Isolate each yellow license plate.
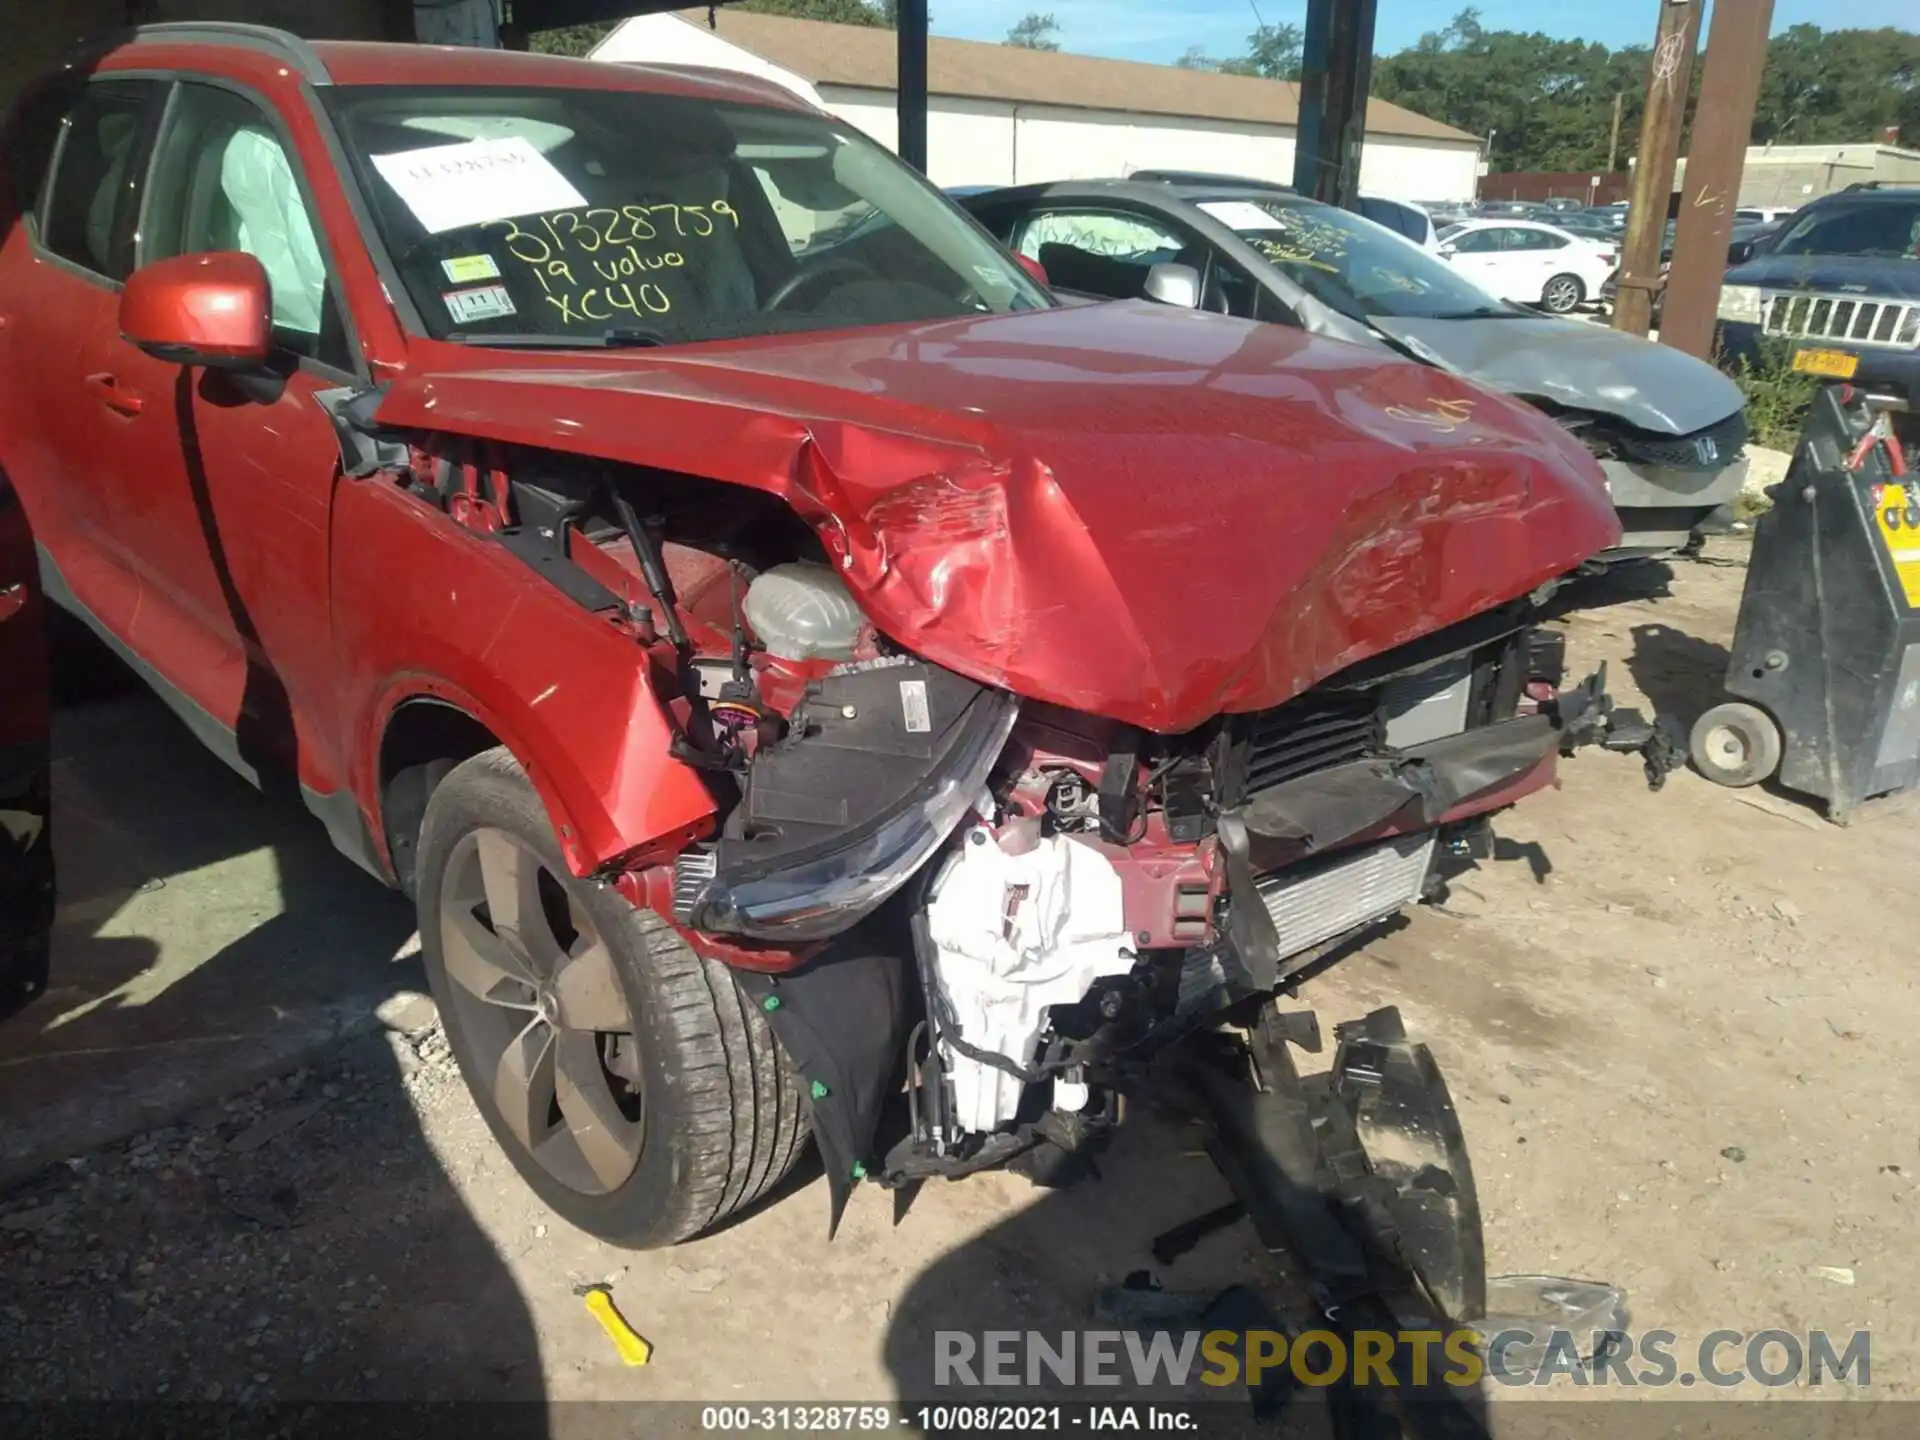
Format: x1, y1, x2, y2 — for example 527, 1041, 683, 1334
1792, 347, 1859, 379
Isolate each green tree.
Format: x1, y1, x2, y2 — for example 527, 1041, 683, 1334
1174, 45, 1219, 72
1221, 22, 1304, 81
1752, 24, 1920, 146
736, 0, 894, 24
526, 1, 897, 56
1369, 11, 1920, 172
1005, 12, 1061, 51
528, 22, 609, 57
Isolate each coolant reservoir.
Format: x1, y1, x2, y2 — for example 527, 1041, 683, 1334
743, 562, 863, 661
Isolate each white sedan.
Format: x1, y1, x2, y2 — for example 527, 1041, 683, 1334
1434, 220, 1619, 314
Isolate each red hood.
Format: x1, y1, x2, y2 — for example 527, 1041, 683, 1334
382, 303, 1619, 732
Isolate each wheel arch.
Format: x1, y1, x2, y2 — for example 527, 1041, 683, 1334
360, 672, 709, 898
376, 693, 506, 897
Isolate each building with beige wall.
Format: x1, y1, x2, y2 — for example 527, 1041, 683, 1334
592, 9, 1483, 204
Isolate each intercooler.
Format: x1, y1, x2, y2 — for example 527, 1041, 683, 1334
1241, 656, 1470, 955
1255, 831, 1438, 956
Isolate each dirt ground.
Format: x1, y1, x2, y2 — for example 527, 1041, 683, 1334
2, 536, 1916, 1418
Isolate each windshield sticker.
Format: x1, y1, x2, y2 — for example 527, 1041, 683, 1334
485, 204, 738, 324
1248, 236, 1341, 274
442, 285, 518, 325
1198, 200, 1285, 233
441, 254, 502, 284
371, 137, 587, 236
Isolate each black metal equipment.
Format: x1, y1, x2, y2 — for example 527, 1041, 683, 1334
1689, 386, 1920, 820
1135, 1005, 1491, 1437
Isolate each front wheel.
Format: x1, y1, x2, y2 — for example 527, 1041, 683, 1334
415, 748, 809, 1245
1541, 273, 1586, 314
1689, 702, 1783, 789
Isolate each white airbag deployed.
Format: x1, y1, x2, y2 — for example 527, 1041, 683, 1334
924, 825, 1133, 1135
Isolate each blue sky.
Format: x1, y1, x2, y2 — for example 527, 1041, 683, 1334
931, 1, 1916, 65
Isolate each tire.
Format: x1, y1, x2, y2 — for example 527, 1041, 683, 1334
1541, 273, 1585, 314
1688, 702, 1783, 789
415, 748, 809, 1245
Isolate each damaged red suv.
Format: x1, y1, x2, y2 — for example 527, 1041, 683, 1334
0, 28, 1622, 1243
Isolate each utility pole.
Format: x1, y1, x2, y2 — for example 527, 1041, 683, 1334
1612, 0, 1703, 337
1606, 91, 1624, 173
897, 0, 929, 172
1293, 0, 1380, 209
1661, 0, 1776, 358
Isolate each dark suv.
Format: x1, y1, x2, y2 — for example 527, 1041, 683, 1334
1717, 185, 1920, 403
1, 25, 1621, 1244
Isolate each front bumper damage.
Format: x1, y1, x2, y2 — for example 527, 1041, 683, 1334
1598, 455, 1751, 556
728, 652, 1678, 1230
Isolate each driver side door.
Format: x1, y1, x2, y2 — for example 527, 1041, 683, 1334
81, 78, 360, 797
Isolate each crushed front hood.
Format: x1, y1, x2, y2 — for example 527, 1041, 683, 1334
381, 303, 1619, 732
1369, 314, 1747, 436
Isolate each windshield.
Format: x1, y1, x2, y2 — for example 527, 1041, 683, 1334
1772, 199, 1920, 260
1197, 198, 1508, 321
323, 85, 1049, 345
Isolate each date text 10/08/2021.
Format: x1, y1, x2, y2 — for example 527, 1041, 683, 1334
699, 1407, 1198, 1432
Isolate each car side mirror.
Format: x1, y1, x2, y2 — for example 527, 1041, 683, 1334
119, 252, 272, 370
1726, 240, 1755, 266
1437, 244, 1457, 258
1143, 261, 1201, 309
1012, 252, 1050, 287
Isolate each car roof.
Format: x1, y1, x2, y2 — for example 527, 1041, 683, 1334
85, 23, 816, 114
966, 178, 1317, 211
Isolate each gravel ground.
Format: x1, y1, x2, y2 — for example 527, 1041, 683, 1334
2, 538, 1916, 1415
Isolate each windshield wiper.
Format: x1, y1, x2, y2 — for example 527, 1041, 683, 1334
443, 327, 670, 349
1420, 307, 1530, 320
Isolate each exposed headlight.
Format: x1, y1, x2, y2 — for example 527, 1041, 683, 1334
1716, 285, 1764, 325
689, 693, 1021, 941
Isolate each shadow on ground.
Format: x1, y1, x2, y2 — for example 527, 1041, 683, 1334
1623, 623, 1733, 729
879, 1096, 1495, 1438
0, 633, 545, 1415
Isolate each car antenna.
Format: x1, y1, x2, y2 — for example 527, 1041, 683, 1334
611, 490, 690, 649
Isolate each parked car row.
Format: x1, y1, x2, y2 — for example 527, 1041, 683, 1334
960, 179, 1747, 558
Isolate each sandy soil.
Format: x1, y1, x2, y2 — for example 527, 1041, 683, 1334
2, 538, 1914, 1415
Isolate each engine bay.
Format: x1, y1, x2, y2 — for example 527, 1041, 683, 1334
380, 437, 1668, 1191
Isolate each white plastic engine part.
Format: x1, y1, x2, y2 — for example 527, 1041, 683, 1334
743, 561, 863, 661
923, 825, 1134, 1135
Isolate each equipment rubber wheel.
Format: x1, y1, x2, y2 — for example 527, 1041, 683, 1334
1541, 273, 1586, 314
1688, 702, 1783, 788
415, 748, 809, 1245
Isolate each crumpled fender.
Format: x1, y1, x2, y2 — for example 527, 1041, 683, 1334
329, 475, 717, 877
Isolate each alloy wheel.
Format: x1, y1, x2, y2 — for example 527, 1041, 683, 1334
436, 828, 644, 1195
1543, 276, 1582, 313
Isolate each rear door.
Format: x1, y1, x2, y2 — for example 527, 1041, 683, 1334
0, 76, 169, 639
0, 470, 52, 1017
